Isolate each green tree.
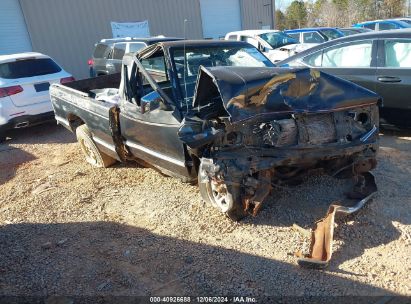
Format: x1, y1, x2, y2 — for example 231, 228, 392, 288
275, 10, 287, 30
381, 0, 405, 17
286, 0, 308, 28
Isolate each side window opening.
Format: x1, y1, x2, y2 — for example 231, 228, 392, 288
141, 56, 169, 82
303, 51, 323, 67
124, 61, 145, 107
379, 22, 397, 31
364, 23, 375, 30
303, 32, 325, 43
288, 33, 300, 42
93, 44, 108, 58
125, 54, 173, 108
384, 39, 411, 67
113, 43, 126, 60
321, 41, 373, 67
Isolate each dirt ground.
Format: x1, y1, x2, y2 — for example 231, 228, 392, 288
0, 122, 410, 298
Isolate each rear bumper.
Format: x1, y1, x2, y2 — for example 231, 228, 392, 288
0, 111, 55, 134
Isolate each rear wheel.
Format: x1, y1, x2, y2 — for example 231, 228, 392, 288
198, 167, 246, 221
76, 124, 116, 168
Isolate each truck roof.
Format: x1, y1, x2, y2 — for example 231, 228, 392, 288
99, 36, 184, 45
159, 39, 253, 49
125, 40, 261, 65
225, 29, 280, 36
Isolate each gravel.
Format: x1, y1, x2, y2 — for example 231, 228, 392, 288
0, 123, 410, 297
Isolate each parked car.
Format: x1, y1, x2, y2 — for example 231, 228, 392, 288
50, 40, 379, 223
353, 19, 411, 31
284, 27, 344, 44
89, 36, 183, 77
0, 52, 74, 142
339, 27, 373, 36
224, 30, 316, 62
278, 29, 411, 127
392, 17, 411, 25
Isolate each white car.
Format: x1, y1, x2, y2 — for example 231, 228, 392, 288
225, 30, 317, 63
0, 52, 73, 142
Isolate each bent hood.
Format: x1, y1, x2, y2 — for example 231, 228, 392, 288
192, 66, 380, 122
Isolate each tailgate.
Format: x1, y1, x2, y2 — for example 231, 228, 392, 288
9, 74, 62, 107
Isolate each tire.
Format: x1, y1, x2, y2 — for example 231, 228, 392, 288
75, 124, 116, 168
198, 168, 246, 221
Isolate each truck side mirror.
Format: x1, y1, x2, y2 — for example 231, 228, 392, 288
140, 91, 161, 114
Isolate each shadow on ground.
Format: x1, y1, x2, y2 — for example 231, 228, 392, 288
0, 221, 398, 299
238, 134, 411, 269
0, 144, 36, 185
3, 122, 75, 145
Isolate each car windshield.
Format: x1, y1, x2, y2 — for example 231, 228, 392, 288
0, 58, 62, 79
258, 32, 298, 49
172, 46, 273, 106
399, 19, 411, 25
319, 29, 344, 40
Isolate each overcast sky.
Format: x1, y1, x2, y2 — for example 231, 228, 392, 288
276, 0, 293, 12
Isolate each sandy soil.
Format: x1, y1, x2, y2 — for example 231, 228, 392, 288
0, 123, 410, 298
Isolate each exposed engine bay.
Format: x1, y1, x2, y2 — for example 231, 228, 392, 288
179, 66, 380, 267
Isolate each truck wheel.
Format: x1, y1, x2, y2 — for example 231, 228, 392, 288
198, 169, 246, 221
75, 124, 116, 168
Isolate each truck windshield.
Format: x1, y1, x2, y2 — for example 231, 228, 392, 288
258, 32, 298, 49
173, 46, 273, 104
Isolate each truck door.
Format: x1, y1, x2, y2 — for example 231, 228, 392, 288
119, 53, 191, 178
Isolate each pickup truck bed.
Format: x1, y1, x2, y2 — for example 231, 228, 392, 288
51, 73, 122, 159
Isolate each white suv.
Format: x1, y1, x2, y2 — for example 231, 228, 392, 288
0, 52, 73, 142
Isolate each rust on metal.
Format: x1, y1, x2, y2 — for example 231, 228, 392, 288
297, 172, 377, 269
244, 170, 272, 216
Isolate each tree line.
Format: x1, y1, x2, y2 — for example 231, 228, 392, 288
275, 0, 407, 29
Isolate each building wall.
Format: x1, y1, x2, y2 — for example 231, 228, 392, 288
241, 0, 274, 30
19, 0, 273, 79
19, 0, 203, 78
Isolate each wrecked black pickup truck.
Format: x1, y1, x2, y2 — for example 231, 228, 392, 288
51, 40, 380, 266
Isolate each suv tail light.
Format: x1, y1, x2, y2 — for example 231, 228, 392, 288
88, 59, 94, 66
0, 85, 23, 98
60, 76, 75, 84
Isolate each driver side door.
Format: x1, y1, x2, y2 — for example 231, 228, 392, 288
119, 54, 190, 178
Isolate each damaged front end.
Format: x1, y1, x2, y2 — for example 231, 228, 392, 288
179, 66, 380, 266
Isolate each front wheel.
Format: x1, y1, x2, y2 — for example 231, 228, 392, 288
76, 124, 116, 168
198, 168, 246, 221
